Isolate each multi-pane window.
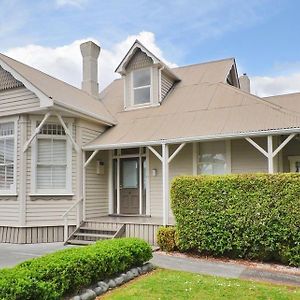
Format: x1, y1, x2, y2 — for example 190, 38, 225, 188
198, 141, 227, 175
132, 68, 151, 105
0, 122, 15, 191
35, 122, 70, 193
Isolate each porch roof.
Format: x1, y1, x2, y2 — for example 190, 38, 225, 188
83, 61, 300, 150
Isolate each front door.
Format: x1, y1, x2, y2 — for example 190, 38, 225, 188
119, 158, 140, 214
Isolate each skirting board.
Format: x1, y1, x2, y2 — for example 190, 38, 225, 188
0, 225, 76, 244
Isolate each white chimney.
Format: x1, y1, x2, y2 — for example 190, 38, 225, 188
239, 73, 250, 93
80, 41, 100, 97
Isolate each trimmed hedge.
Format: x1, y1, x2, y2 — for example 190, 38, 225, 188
171, 174, 300, 266
157, 227, 177, 252
0, 238, 152, 300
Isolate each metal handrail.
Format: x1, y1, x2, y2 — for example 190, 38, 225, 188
62, 197, 83, 242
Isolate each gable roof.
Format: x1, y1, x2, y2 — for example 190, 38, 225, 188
0, 53, 116, 125
84, 60, 300, 150
115, 40, 179, 81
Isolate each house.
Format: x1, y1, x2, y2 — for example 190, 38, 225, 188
0, 40, 300, 245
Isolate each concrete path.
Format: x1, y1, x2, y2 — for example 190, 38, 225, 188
0, 242, 67, 269
151, 252, 300, 287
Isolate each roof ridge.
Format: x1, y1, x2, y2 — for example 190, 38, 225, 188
172, 57, 235, 70
264, 91, 300, 99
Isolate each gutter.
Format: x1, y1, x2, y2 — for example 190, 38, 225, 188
53, 101, 116, 126
82, 127, 300, 151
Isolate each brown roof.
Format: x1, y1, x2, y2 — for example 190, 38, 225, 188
0, 53, 115, 125
264, 92, 300, 114
84, 60, 300, 150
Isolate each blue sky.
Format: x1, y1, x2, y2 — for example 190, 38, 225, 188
0, 0, 299, 95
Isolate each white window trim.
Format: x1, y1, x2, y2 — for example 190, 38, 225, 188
131, 67, 153, 107
0, 117, 17, 195
30, 117, 73, 195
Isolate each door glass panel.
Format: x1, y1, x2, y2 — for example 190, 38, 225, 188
122, 159, 138, 188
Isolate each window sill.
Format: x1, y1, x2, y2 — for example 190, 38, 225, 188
29, 193, 74, 197
124, 103, 160, 111
0, 193, 18, 197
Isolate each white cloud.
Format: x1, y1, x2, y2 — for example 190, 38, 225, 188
251, 73, 300, 97
4, 31, 177, 91
56, 0, 88, 8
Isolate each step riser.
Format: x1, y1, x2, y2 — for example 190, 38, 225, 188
66, 222, 126, 246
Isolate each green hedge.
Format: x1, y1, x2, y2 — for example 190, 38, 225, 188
0, 238, 152, 300
157, 227, 177, 252
171, 174, 300, 266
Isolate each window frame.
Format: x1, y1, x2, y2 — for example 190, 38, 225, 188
131, 67, 153, 107
197, 141, 231, 175
0, 117, 17, 195
31, 117, 73, 195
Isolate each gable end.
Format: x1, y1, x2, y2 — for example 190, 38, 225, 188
125, 49, 153, 71
0, 66, 24, 91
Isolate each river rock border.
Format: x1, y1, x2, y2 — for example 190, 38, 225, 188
70, 262, 155, 300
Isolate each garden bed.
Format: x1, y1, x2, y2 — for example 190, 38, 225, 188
0, 238, 152, 300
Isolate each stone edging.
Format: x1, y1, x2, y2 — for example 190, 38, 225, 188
70, 262, 155, 300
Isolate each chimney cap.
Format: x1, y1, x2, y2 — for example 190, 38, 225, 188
80, 41, 100, 58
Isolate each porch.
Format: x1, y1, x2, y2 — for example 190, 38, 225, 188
63, 131, 300, 245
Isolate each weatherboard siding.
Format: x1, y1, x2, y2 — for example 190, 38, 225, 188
0, 87, 40, 116
85, 151, 109, 219
24, 118, 104, 226
80, 120, 109, 219
148, 144, 193, 218
161, 72, 174, 101
231, 138, 268, 173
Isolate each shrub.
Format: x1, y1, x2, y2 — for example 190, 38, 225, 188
157, 226, 177, 252
0, 238, 152, 300
171, 173, 300, 266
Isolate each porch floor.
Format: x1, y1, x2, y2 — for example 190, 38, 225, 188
86, 215, 175, 225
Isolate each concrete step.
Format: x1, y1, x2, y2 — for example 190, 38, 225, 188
66, 239, 94, 245
74, 232, 115, 239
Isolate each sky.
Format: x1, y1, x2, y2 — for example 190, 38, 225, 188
0, 0, 300, 96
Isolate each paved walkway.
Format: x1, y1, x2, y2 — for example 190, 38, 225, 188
151, 252, 300, 286
0, 243, 67, 268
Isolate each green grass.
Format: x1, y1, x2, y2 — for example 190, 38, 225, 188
102, 269, 300, 300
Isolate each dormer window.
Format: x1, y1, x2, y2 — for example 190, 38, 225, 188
115, 40, 179, 110
132, 68, 151, 105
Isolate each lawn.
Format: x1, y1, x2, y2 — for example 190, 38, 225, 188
101, 269, 300, 300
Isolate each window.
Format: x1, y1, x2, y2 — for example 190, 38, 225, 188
33, 122, 71, 194
198, 141, 226, 175
0, 122, 15, 192
132, 68, 151, 105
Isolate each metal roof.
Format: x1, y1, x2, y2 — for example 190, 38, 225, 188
0, 53, 116, 125
84, 59, 300, 150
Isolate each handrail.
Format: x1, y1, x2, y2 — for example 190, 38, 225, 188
62, 197, 83, 218
62, 197, 83, 242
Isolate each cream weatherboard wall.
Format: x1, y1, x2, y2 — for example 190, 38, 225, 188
0, 85, 107, 242
81, 120, 109, 220
0, 85, 40, 227
0, 87, 40, 117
